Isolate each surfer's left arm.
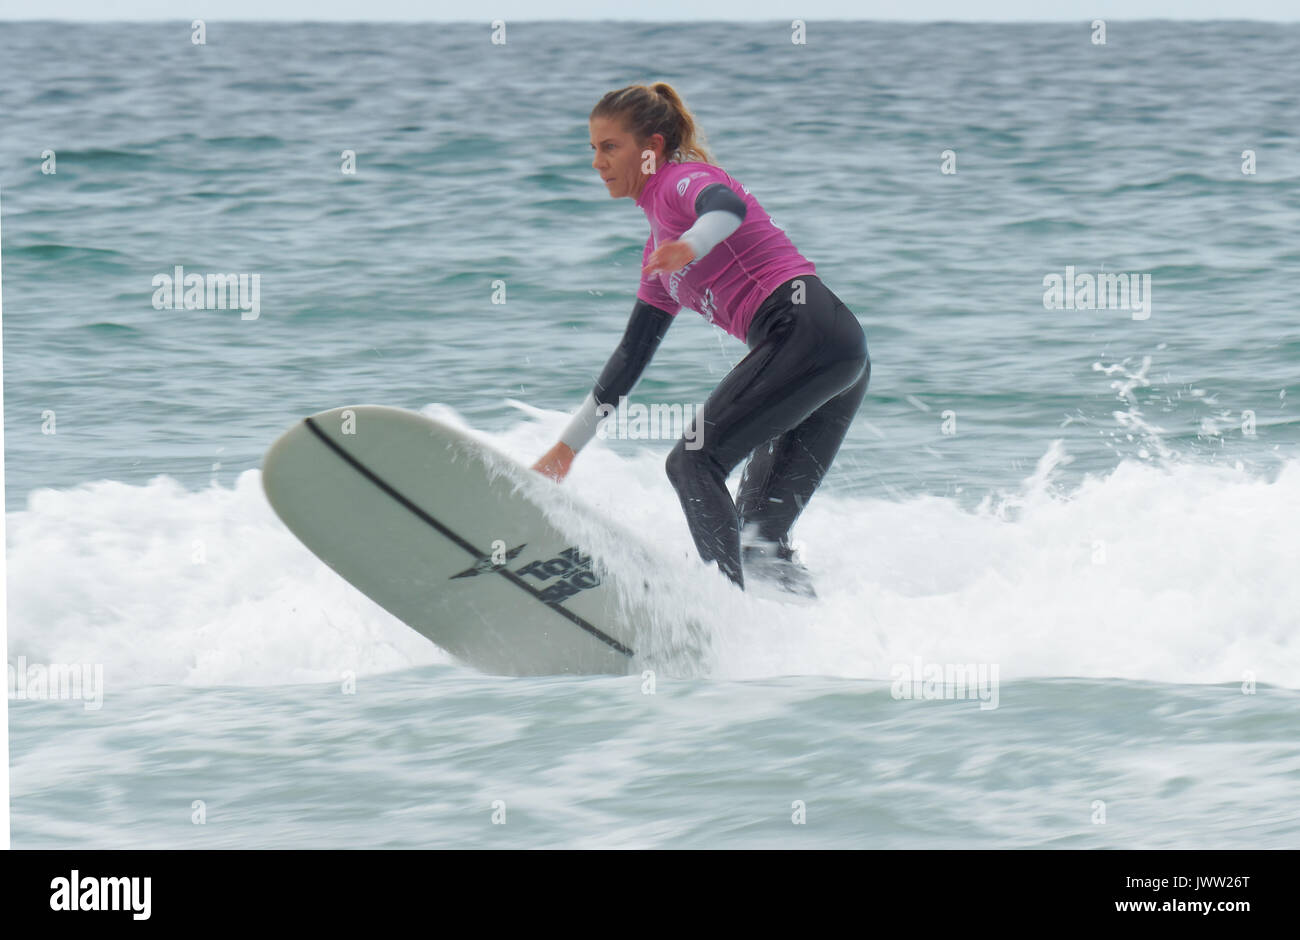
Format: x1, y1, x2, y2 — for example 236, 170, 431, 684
531, 299, 676, 481
642, 183, 747, 276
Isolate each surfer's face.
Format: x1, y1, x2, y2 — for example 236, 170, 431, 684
590, 116, 662, 200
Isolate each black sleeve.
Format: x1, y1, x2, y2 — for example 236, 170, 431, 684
591, 299, 675, 407
694, 182, 747, 220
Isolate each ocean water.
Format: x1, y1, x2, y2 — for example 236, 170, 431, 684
2, 21, 1299, 848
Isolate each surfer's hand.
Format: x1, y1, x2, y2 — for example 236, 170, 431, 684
642, 239, 696, 277
531, 441, 576, 482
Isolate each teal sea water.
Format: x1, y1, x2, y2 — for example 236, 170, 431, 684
3, 21, 1299, 848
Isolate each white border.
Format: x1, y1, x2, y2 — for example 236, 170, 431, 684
0, 182, 11, 850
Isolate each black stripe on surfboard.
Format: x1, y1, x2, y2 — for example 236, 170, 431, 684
302, 416, 634, 658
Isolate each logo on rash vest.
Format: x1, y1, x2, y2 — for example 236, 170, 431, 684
666, 258, 700, 303
513, 547, 602, 603
699, 287, 717, 323
449, 543, 528, 579
675, 172, 708, 197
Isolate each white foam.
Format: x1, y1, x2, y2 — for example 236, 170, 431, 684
6, 472, 446, 688
7, 404, 1299, 688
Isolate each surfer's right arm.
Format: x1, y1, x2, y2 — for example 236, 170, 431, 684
531, 298, 675, 481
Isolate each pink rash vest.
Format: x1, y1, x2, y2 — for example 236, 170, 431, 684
635, 161, 817, 341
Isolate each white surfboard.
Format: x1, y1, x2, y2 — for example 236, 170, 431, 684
260, 405, 709, 676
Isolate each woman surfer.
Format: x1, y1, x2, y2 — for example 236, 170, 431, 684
532, 83, 870, 597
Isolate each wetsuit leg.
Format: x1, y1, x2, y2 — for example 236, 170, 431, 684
735, 360, 870, 546
664, 275, 869, 587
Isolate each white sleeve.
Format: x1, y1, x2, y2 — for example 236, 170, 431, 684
677, 209, 743, 258
558, 392, 606, 453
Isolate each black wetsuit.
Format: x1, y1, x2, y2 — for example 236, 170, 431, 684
589, 274, 870, 589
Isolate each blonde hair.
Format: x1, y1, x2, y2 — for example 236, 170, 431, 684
590, 82, 716, 166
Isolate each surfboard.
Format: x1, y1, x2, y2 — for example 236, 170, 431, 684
260, 405, 708, 676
